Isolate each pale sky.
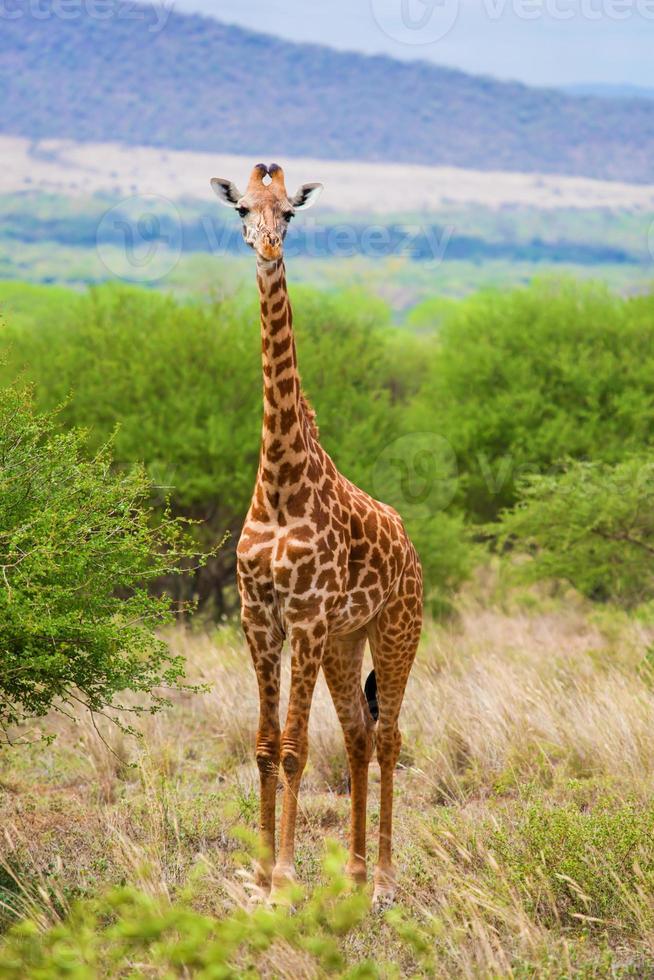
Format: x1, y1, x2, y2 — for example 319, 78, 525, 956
171, 0, 654, 88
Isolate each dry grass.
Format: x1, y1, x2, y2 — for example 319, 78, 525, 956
2, 581, 654, 976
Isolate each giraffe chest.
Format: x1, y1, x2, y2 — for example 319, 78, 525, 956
237, 516, 397, 635
237, 519, 347, 611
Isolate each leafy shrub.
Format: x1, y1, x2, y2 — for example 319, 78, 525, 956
0, 845, 379, 979
0, 283, 472, 610
0, 383, 199, 738
407, 510, 476, 617
411, 280, 654, 521
492, 455, 654, 606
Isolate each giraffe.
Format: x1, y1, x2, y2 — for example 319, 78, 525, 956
211, 163, 423, 905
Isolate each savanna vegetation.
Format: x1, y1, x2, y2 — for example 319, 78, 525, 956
0, 383, 203, 738
1, 192, 653, 308
2, 274, 654, 976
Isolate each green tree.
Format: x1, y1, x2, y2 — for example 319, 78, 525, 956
0, 283, 471, 609
492, 454, 654, 607
1, 285, 261, 615
411, 280, 654, 522
0, 383, 199, 739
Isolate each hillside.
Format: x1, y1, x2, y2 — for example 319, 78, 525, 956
2, 1, 654, 182
565, 83, 654, 101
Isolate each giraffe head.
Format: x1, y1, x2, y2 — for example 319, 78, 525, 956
211, 163, 323, 261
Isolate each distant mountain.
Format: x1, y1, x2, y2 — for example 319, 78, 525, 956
2, 1, 654, 182
565, 84, 654, 101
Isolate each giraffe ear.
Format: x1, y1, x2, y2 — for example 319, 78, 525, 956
290, 182, 323, 211
210, 177, 243, 207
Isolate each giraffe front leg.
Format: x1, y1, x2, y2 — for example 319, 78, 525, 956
270, 623, 325, 901
242, 608, 283, 894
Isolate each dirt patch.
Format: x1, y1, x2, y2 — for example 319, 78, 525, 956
4, 136, 654, 212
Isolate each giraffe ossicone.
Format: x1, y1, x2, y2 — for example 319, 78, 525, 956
210, 162, 423, 905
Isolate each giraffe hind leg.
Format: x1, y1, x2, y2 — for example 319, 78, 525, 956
367, 563, 422, 905
322, 631, 375, 884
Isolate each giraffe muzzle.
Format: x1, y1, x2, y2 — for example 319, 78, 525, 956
258, 230, 282, 260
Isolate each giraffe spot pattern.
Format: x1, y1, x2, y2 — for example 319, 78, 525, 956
232, 225, 422, 897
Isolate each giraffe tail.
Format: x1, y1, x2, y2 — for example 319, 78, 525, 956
364, 670, 378, 722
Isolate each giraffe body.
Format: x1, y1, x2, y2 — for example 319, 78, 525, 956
211, 164, 423, 903
239, 437, 420, 638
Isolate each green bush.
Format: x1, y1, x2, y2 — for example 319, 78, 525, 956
411, 280, 654, 521
5, 277, 654, 613
0, 845, 379, 979
0, 383, 199, 738
0, 283, 472, 610
492, 454, 654, 606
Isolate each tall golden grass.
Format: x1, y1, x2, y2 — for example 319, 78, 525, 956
2, 580, 654, 975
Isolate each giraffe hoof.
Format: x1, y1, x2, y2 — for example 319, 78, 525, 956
253, 862, 272, 894
372, 870, 397, 907
372, 884, 396, 908
346, 859, 367, 886
269, 865, 298, 906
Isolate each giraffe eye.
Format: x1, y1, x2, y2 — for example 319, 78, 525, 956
284, 212, 294, 222
238, 207, 249, 218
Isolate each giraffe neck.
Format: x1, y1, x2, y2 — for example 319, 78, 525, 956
255, 256, 316, 496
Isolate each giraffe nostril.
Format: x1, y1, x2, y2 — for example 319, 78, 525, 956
261, 231, 281, 252
258, 229, 283, 257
